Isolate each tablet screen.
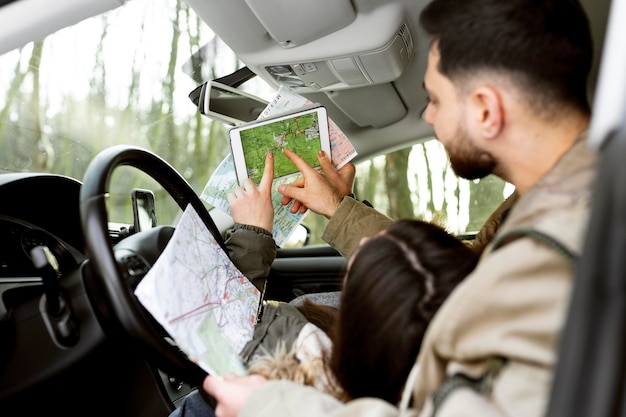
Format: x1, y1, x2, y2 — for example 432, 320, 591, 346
229, 105, 330, 184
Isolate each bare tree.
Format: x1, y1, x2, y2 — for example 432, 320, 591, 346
0, 48, 29, 172
384, 147, 414, 219
468, 175, 507, 232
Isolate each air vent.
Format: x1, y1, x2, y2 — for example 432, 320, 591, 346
397, 23, 414, 60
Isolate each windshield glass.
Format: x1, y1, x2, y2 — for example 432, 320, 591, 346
0, 0, 510, 241
0, 0, 274, 224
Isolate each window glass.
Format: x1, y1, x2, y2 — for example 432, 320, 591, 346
301, 138, 514, 245
0, 0, 512, 244
0, 0, 274, 226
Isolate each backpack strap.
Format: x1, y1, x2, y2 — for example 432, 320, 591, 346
431, 357, 506, 415
490, 227, 579, 263
429, 228, 577, 415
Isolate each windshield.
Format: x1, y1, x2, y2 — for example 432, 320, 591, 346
0, 0, 511, 241
0, 0, 274, 225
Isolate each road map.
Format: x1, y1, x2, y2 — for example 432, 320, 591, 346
201, 154, 308, 247
200, 86, 358, 247
259, 85, 357, 170
134, 205, 261, 377
241, 111, 321, 184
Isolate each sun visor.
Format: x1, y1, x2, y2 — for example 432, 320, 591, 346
327, 83, 407, 128
244, 0, 356, 48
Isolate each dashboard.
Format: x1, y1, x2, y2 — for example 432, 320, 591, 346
0, 174, 86, 322
0, 172, 196, 412
0, 173, 84, 251
0, 217, 81, 278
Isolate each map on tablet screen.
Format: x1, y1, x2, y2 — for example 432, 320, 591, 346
228, 104, 330, 185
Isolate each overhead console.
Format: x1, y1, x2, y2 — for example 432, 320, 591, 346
262, 21, 413, 93
187, 0, 416, 127
244, 0, 415, 93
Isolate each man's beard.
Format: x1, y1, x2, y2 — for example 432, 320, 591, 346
445, 125, 497, 180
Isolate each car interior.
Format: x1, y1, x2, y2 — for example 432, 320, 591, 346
0, 0, 623, 416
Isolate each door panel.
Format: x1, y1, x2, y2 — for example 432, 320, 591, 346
265, 245, 346, 302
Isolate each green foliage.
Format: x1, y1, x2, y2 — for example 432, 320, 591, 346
0, 0, 509, 243
0, 0, 234, 227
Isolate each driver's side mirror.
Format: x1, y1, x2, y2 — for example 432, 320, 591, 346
131, 188, 157, 234
283, 224, 310, 248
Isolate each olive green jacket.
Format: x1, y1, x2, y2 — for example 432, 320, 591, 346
240, 130, 596, 417
224, 223, 276, 292
322, 188, 518, 258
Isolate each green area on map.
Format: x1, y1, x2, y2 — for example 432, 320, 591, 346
241, 112, 321, 184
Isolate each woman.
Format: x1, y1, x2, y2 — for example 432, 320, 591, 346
246, 218, 479, 404
171, 154, 479, 415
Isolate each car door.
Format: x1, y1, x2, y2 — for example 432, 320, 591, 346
545, 0, 626, 414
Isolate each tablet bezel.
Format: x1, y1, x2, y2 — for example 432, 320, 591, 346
229, 105, 330, 185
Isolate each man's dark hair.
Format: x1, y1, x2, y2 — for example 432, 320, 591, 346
420, 0, 593, 115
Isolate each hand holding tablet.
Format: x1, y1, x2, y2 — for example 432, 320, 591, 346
229, 104, 331, 185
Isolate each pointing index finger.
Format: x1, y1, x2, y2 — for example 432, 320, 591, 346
283, 148, 318, 176
258, 151, 274, 192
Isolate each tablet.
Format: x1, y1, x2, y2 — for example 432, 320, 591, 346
229, 105, 330, 185
198, 81, 269, 126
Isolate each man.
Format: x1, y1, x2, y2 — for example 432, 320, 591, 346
200, 0, 597, 415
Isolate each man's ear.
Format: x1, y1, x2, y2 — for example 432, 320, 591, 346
470, 86, 503, 139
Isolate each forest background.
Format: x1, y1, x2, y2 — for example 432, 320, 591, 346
0, 0, 510, 246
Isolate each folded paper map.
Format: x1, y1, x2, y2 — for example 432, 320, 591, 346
134, 204, 261, 376
200, 85, 358, 247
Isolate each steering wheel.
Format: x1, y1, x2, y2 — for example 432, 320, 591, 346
79, 145, 222, 384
